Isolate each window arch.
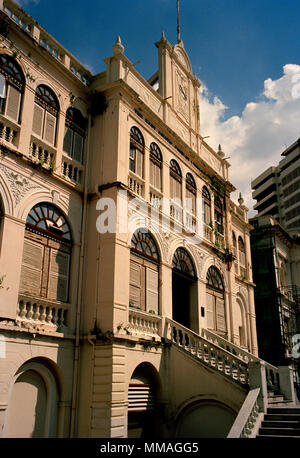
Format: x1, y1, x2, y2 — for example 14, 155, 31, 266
130, 229, 159, 313
172, 247, 196, 278
19, 203, 72, 303
206, 266, 226, 334
63, 107, 86, 164
129, 126, 144, 177
32, 85, 59, 145
202, 186, 211, 226
150, 142, 162, 191
238, 236, 245, 266
186, 173, 196, 216
214, 195, 224, 235
0, 54, 25, 123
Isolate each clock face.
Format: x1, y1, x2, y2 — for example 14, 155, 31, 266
176, 70, 189, 119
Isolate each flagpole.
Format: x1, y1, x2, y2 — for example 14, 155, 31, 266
177, 0, 180, 43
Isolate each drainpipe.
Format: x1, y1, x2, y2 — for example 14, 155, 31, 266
69, 113, 91, 437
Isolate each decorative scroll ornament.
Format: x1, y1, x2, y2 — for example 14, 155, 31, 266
0, 165, 42, 205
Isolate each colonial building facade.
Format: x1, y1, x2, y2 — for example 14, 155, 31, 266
0, 0, 296, 439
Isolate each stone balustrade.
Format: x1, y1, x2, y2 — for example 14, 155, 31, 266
127, 309, 161, 339
61, 154, 84, 187
0, 115, 19, 150
128, 172, 144, 197
203, 223, 213, 242
16, 294, 70, 333
227, 388, 261, 438
29, 138, 56, 170
166, 319, 249, 385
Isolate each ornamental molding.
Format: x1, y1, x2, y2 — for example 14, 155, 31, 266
0, 164, 43, 206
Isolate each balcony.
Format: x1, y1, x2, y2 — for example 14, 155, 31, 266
29, 137, 56, 171
185, 212, 197, 233
128, 172, 144, 197
61, 154, 84, 187
16, 294, 71, 334
0, 114, 20, 151
150, 186, 163, 211
203, 223, 213, 242
170, 201, 183, 224
127, 309, 161, 339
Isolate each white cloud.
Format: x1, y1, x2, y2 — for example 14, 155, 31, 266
199, 64, 300, 214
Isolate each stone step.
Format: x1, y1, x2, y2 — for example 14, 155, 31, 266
265, 414, 300, 422
267, 395, 285, 402
267, 407, 300, 415
258, 427, 300, 437
261, 420, 300, 429
267, 400, 295, 407
258, 435, 300, 439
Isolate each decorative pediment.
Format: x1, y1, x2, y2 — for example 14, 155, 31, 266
173, 42, 192, 73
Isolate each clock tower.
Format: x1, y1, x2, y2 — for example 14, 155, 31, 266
155, 33, 201, 136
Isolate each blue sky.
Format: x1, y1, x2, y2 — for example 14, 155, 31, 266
16, 0, 300, 209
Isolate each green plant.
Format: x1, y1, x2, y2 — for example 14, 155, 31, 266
148, 310, 156, 315
26, 72, 36, 83
69, 92, 77, 106
91, 321, 114, 343
89, 91, 108, 119
49, 160, 55, 173
0, 274, 6, 290
129, 300, 134, 308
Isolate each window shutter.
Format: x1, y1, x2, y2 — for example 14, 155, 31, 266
216, 297, 227, 333
44, 111, 56, 144
146, 267, 158, 314
129, 260, 142, 308
48, 248, 70, 302
150, 161, 155, 188
32, 103, 44, 137
128, 383, 155, 412
63, 126, 73, 156
5, 85, 21, 122
206, 293, 214, 329
73, 132, 83, 163
135, 150, 143, 178
19, 239, 43, 296
0, 73, 6, 98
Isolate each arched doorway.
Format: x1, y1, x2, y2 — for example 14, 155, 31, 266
205, 266, 227, 336
172, 248, 197, 330
127, 363, 160, 438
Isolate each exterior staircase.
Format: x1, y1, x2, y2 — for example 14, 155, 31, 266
257, 405, 300, 438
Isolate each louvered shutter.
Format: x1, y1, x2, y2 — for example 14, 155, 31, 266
0, 73, 6, 98
63, 126, 73, 156
146, 267, 158, 313
135, 150, 143, 178
48, 248, 70, 302
73, 132, 83, 163
128, 383, 155, 412
216, 297, 227, 333
44, 112, 56, 144
206, 293, 214, 329
5, 85, 21, 122
150, 161, 155, 188
129, 260, 142, 308
32, 103, 44, 137
19, 239, 43, 296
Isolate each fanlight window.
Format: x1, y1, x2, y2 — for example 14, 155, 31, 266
186, 173, 196, 216
206, 266, 224, 291
172, 247, 195, 277
32, 84, 59, 145
214, 195, 224, 235
129, 126, 144, 177
0, 54, 25, 123
63, 107, 86, 164
131, 229, 159, 261
150, 142, 162, 191
202, 186, 211, 225
19, 203, 72, 303
130, 229, 159, 313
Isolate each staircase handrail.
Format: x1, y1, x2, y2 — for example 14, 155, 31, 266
227, 387, 262, 438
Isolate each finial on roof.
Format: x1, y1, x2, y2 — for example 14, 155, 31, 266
112, 36, 124, 55
161, 31, 166, 41
238, 192, 244, 207
218, 144, 225, 158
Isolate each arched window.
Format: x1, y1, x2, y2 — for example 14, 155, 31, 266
186, 173, 196, 216
19, 203, 72, 302
0, 54, 25, 122
130, 229, 159, 313
32, 85, 59, 145
129, 126, 144, 177
202, 186, 211, 225
206, 266, 226, 334
63, 107, 86, 164
214, 195, 224, 235
232, 232, 237, 257
238, 236, 245, 266
170, 160, 182, 221
149, 142, 162, 191
172, 247, 195, 278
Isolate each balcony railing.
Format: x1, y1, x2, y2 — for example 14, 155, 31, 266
203, 223, 213, 242
61, 154, 84, 187
127, 309, 161, 339
185, 212, 197, 233
0, 115, 20, 150
16, 294, 70, 333
170, 201, 182, 223
29, 138, 56, 171
128, 172, 144, 197
150, 187, 162, 211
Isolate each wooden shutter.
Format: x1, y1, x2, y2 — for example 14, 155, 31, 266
0, 73, 6, 98
216, 297, 227, 333
128, 383, 155, 412
48, 248, 70, 302
32, 103, 44, 137
19, 239, 43, 296
129, 260, 143, 309
73, 132, 83, 163
5, 85, 21, 122
146, 267, 158, 313
206, 293, 214, 329
150, 161, 155, 188
63, 126, 73, 156
44, 111, 56, 144
135, 150, 143, 178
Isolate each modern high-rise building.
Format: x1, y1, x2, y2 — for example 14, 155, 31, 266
251, 139, 300, 233
0, 0, 297, 440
